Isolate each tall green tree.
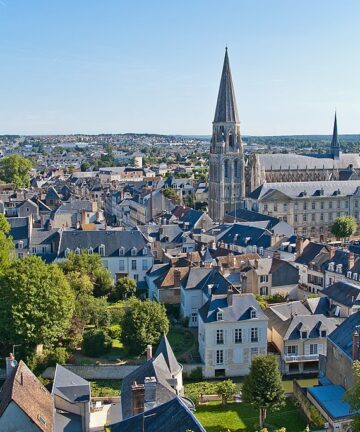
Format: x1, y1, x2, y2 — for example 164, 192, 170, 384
0, 154, 33, 189
345, 360, 360, 431
216, 379, 237, 405
111, 276, 137, 300
242, 355, 285, 429
121, 298, 169, 355
0, 214, 14, 274
0, 257, 74, 354
331, 215, 357, 241
60, 251, 113, 297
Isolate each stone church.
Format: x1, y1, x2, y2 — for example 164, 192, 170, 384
247, 113, 360, 193
208, 49, 245, 222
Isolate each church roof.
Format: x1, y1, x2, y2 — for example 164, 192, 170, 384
331, 112, 340, 151
155, 334, 182, 375
214, 48, 239, 123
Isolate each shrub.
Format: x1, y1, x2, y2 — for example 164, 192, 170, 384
82, 329, 112, 357
45, 347, 69, 366
108, 324, 121, 340
109, 306, 125, 325
189, 367, 202, 381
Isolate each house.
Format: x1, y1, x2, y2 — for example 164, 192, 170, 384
320, 280, 360, 317
51, 200, 103, 229
265, 300, 338, 375
52, 364, 91, 432
241, 257, 299, 299
198, 292, 268, 377
57, 229, 154, 282
180, 267, 236, 327
110, 396, 206, 432
120, 334, 187, 420
0, 358, 53, 432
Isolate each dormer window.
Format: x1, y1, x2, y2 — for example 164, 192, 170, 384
143, 247, 147, 256
99, 244, 105, 257
354, 273, 358, 281
119, 246, 125, 256
321, 330, 327, 337
328, 262, 335, 271
131, 247, 137, 256
301, 331, 308, 339
347, 271, 352, 279
64, 248, 70, 257
88, 247, 93, 255
336, 264, 342, 274
18, 240, 23, 249
259, 247, 264, 256
75, 247, 81, 255
250, 309, 257, 319
217, 311, 223, 321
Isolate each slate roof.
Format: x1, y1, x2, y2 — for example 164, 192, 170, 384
270, 258, 299, 286
328, 311, 360, 359
214, 48, 239, 123
227, 208, 280, 228
249, 180, 360, 201
257, 152, 360, 170
58, 229, 151, 258
295, 242, 331, 265
321, 281, 360, 307
54, 411, 82, 432
52, 364, 90, 403
8, 217, 30, 247
121, 353, 176, 419
216, 224, 272, 249
111, 397, 206, 432
0, 361, 53, 431
199, 293, 267, 323
155, 334, 182, 375
54, 200, 94, 214
181, 267, 234, 296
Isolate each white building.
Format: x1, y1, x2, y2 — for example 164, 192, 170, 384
198, 292, 268, 378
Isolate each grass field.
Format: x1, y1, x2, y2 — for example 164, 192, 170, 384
166, 327, 196, 358
90, 380, 121, 397
194, 399, 308, 432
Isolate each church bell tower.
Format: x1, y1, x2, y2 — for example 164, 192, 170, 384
208, 48, 245, 222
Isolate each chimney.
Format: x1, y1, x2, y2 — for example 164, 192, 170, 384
144, 376, 157, 411
329, 246, 336, 259
273, 251, 281, 260
81, 208, 86, 227
227, 288, 233, 306
296, 237, 305, 255
131, 381, 145, 416
348, 252, 355, 270
5, 353, 17, 378
92, 201, 97, 212
353, 330, 359, 361
146, 344, 152, 361
254, 259, 259, 269
173, 269, 181, 287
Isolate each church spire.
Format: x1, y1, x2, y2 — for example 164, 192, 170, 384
214, 48, 239, 123
331, 111, 340, 159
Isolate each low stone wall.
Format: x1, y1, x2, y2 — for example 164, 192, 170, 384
42, 364, 138, 380
182, 363, 203, 375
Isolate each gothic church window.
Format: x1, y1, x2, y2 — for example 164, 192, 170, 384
224, 160, 230, 178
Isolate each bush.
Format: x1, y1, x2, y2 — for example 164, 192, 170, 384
165, 304, 180, 320
108, 325, 121, 340
189, 367, 202, 381
109, 306, 125, 325
82, 329, 112, 357
45, 347, 69, 366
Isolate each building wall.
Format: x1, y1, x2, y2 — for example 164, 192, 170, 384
325, 339, 354, 390
180, 288, 202, 327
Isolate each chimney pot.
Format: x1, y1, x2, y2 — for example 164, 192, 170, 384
146, 344, 152, 361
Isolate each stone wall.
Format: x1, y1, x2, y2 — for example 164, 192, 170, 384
42, 364, 138, 380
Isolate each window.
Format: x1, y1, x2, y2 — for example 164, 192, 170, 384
216, 329, 224, 344
260, 275, 268, 283
320, 213, 324, 221
311, 213, 315, 222
18, 240, 23, 249
217, 311, 223, 321
42, 246, 47, 254
75, 247, 80, 255
303, 202, 307, 210
263, 204, 268, 212
321, 330, 327, 337
312, 202, 315, 210
32, 247, 36, 254
119, 260, 125, 271
88, 247, 93, 254
224, 160, 230, 178
191, 313, 197, 324
131, 260, 137, 270
260, 286, 268, 296
336, 264, 342, 273
250, 309, 257, 319
99, 244, 105, 256
134, 274, 139, 282
321, 202, 324, 210
64, 248, 70, 257
329, 201, 333, 209
251, 347, 259, 359
310, 344, 318, 355
294, 214, 298, 223
354, 273, 358, 281
143, 247, 148, 256
283, 203, 288, 212
17, 252, 24, 259
131, 247, 137, 256
142, 259, 148, 270
286, 345, 298, 355
235, 329, 242, 343
216, 350, 224, 364
301, 331, 308, 339
337, 201, 341, 208
119, 246, 125, 256
251, 328, 258, 343
274, 203, 278, 212
347, 271, 352, 278
303, 214, 307, 222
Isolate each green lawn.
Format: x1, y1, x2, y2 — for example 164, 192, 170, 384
166, 327, 196, 358
194, 400, 308, 432
90, 379, 121, 397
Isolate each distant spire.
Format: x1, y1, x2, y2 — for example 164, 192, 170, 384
214, 48, 239, 123
331, 111, 340, 159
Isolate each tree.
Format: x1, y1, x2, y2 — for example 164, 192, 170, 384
216, 379, 237, 405
121, 298, 169, 355
81, 161, 90, 172
162, 188, 180, 204
0, 257, 75, 354
60, 251, 113, 297
82, 329, 112, 357
111, 276, 137, 300
331, 216, 357, 241
242, 355, 285, 429
0, 214, 14, 274
345, 360, 360, 431
0, 154, 33, 189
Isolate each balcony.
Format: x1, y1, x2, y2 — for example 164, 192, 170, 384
283, 354, 319, 363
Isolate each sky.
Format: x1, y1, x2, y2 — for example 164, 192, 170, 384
0, 0, 359, 136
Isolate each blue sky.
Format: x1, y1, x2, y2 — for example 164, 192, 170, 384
0, 0, 359, 135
